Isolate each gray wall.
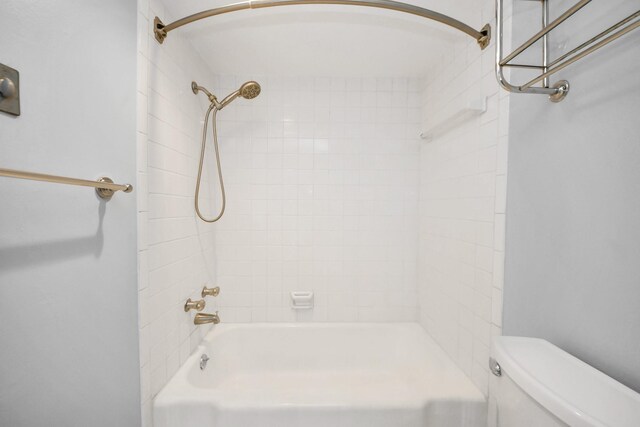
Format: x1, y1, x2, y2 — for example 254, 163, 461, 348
503, 1, 640, 392
0, 1, 140, 426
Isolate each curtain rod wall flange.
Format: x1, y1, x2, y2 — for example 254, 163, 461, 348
153, 0, 491, 50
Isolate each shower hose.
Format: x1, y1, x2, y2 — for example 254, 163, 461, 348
194, 103, 226, 222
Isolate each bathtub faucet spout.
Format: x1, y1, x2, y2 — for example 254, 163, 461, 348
194, 311, 220, 325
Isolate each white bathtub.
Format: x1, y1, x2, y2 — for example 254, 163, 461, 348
153, 323, 486, 427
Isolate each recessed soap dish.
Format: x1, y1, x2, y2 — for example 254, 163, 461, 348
290, 292, 314, 310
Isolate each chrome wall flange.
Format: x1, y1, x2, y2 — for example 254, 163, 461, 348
549, 80, 570, 103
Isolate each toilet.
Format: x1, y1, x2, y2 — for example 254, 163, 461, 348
489, 337, 640, 427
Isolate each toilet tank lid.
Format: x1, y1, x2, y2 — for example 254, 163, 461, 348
493, 336, 640, 427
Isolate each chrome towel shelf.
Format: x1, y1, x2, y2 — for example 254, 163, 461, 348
496, 0, 640, 102
0, 167, 133, 200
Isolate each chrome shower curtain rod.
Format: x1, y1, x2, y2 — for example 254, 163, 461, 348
153, 0, 491, 49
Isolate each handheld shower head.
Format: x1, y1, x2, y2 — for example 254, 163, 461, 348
218, 81, 262, 109
192, 81, 261, 110
239, 81, 261, 99
192, 79, 263, 223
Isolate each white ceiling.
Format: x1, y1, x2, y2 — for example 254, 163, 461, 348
162, 0, 485, 77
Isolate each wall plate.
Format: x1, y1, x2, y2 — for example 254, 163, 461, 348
0, 63, 20, 116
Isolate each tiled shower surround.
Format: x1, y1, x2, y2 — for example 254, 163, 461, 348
418, 0, 508, 395
137, 1, 220, 424
138, 0, 506, 423
213, 75, 422, 322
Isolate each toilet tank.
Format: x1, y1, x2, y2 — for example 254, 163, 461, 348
488, 337, 640, 427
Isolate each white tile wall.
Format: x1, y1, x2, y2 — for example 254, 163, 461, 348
139, 0, 507, 422
139, 3, 421, 423
137, 0, 221, 425
212, 76, 421, 322
417, 2, 508, 396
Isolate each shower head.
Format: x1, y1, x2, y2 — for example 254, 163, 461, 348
192, 80, 261, 110
218, 81, 261, 109
239, 81, 261, 99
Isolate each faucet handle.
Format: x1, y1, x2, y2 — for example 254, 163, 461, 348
202, 285, 220, 298
184, 298, 206, 312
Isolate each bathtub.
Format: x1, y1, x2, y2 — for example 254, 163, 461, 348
153, 323, 486, 427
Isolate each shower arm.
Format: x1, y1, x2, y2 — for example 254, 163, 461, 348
153, 0, 491, 49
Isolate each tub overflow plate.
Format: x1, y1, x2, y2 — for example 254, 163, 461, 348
489, 357, 502, 377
